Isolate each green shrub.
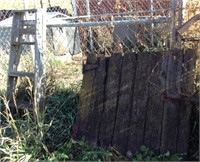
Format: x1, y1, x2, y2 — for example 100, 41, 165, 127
44, 85, 79, 151
0, 83, 113, 161
133, 145, 184, 161
48, 139, 112, 161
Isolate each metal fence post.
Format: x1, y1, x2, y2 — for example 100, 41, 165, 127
177, 0, 183, 49
86, 0, 93, 54
23, 0, 29, 9
72, 0, 78, 16
150, 0, 154, 47
170, 0, 177, 50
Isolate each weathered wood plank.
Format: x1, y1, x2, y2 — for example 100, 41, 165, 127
86, 57, 107, 146
75, 57, 96, 140
112, 52, 137, 154
177, 14, 200, 35
76, 50, 194, 154
9, 71, 34, 78
7, 12, 24, 100
144, 52, 168, 153
34, 9, 46, 113
99, 53, 123, 148
127, 52, 152, 154
176, 50, 196, 154
161, 50, 183, 153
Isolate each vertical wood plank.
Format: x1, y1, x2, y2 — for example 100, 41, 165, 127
99, 53, 123, 148
161, 50, 183, 153
75, 58, 96, 140
34, 9, 46, 114
14, 12, 24, 70
112, 52, 137, 154
144, 52, 168, 153
127, 52, 152, 153
86, 57, 107, 146
177, 50, 196, 154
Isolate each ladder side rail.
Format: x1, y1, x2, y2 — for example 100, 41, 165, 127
7, 12, 24, 100
34, 9, 46, 114
14, 13, 26, 71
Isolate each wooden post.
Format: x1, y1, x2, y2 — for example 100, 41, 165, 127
161, 50, 183, 153
34, 9, 46, 117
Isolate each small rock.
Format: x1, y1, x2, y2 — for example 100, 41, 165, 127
126, 150, 133, 159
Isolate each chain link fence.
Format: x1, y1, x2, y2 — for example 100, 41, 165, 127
0, 0, 176, 57
0, 1, 198, 160
0, 0, 199, 71
0, 0, 73, 56
75, 0, 173, 55
0, 1, 199, 55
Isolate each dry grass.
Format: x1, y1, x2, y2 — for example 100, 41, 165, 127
45, 51, 83, 87
181, 0, 200, 90
0, 49, 83, 95
0, 51, 9, 93
182, 0, 200, 49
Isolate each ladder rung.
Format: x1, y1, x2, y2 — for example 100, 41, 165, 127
13, 9, 37, 13
9, 71, 34, 78
20, 29, 36, 35
12, 41, 35, 45
9, 100, 33, 111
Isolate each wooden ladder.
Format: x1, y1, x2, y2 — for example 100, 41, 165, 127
7, 9, 46, 113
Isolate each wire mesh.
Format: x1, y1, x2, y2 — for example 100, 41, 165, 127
0, 1, 198, 160
76, 0, 172, 17
0, 0, 175, 57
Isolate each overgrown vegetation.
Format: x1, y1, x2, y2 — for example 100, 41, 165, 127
0, 50, 187, 161
133, 146, 184, 161
0, 1, 199, 157
0, 105, 185, 161
188, 97, 199, 161
0, 50, 115, 161
0, 86, 112, 161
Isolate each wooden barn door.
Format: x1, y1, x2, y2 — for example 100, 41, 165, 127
74, 50, 196, 156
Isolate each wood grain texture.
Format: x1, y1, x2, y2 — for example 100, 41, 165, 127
99, 53, 123, 148
161, 50, 183, 153
76, 50, 194, 155
76, 59, 96, 140
176, 50, 196, 154
34, 9, 46, 112
144, 52, 168, 153
112, 52, 137, 154
7, 12, 24, 100
127, 52, 153, 153
86, 57, 107, 146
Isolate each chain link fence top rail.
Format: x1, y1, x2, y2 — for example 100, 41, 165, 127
0, 0, 197, 57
